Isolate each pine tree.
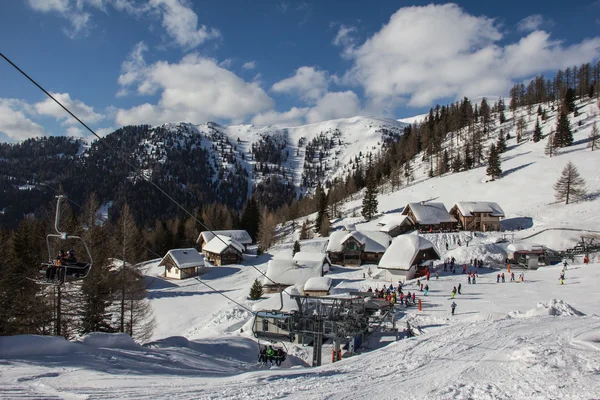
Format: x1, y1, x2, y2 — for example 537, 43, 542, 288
533, 118, 543, 143
554, 111, 573, 148
361, 172, 378, 221
442, 149, 450, 174
451, 153, 462, 173
537, 105, 543, 116
249, 279, 264, 300
588, 122, 599, 151
292, 240, 301, 256
516, 116, 526, 143
563, 88, 576, 113
463, 143, 473, 170
314, 181, 328, 234
553, 161, 587, 204
403, 160, 414, 185
299, 220, 310, 240
499, 110, 506, 124
319, 215, 331, 236
545, 133, 556, 157
486, 144, 502, 180
240, 197, 260, 242
496, 130, 507, 153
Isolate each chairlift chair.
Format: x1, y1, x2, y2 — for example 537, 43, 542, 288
34, 195, 93, 286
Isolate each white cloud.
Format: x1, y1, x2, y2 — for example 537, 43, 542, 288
305, 91, 360, 124
66, 126, 84, 137
343, 3, 600, 108
251, 90, 361, 126
332, 24, 357, 49
27, 0, 220, 48
149, 0, 221, 48
251, 107, 308, 126
0, 99, 46, 141
219, 58, 233, 68
242, 61, 256, 70
517, 14, 545, 32
117, 41, 148, 96
34, 93, 105, 125
115, 51, 273, 125
271, 66, 328, 102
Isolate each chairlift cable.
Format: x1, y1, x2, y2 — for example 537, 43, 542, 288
1, 52, 292, 300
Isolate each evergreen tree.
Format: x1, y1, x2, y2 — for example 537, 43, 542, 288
533, 118, 543, 143
451, 153, 462, 173
496, 130, 507, 153
537, 105, 543, 116
442, 149, 450, 174
240, 197, 260, 242
361, 172, 378, 221
319, 215, 331, 237
563, 88, 576, 113
403, 160, 414, 185
499, 110, 506, 124
553, 161, 587, 204
588, 122, 599, 151
545, 133, 556, 157
299, 220, 310, 240
257, 209, 276, 251
292, 240, 301, 256
554, 111, 573, 148
463, 143, 473, 170
314, 181, 328, 234
249, 279, 264, 300
486, 144, 502, 180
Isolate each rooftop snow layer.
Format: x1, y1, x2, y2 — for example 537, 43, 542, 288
304, 276, 332, 292
160, 248, 204, 269
198, 230, 252, 245
263, 259, 323, 286
202, 235, 245, 254
378, 235, 440, 270
404, 202, 457, 225
453, 201, 505, 217
326, 230, 391, 253
378, 215, 412, 233
252, 285, 302, 312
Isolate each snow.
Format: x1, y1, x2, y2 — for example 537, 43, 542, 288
378, 214, 412, 233
2, 99, 600, 399
198, 230, 252, 245
252, 285, 302, 312
202, 235, 245, 254
326, 230, 390, 253
292, 251, 330, 264
263, 258, 323, 286
80, 332, 141, 349
304, 276, 333, 292
507, 242, 544, 252
378, 234, 439, 270
453, 201, 505, 217
160, 248, 204, 269
405, 202, 457, 224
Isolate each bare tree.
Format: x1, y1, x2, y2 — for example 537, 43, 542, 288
553, 162, 587, 204
588, 122, 599, 151
257, 209, 276, 251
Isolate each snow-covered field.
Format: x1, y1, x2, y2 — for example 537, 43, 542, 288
1, 99, 600, 399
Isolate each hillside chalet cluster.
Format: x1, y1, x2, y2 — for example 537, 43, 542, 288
158, 201, 504, 288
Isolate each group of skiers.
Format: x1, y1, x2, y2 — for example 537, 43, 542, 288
368, 283, 418, 306
258, 345, 286, 366
45, 249, 77, 282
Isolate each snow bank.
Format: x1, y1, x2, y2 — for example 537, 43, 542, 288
509, 299, 585, 318
0, 335, 84, 358
445, 243, 507, 265
80, 332, 141, 349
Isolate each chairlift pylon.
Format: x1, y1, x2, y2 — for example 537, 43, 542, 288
32, 195, 93, 286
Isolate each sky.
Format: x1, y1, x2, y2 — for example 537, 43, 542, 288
0, 0, 599, 142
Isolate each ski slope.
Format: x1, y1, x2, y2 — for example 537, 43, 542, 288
2, 99, 600, 399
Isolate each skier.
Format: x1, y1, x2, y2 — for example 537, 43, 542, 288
424, 285, 429, 296
446, 242, 449, 251
443, 262, 447, 272
501, 273, 505, 283
559, 276, 564, 285
451, 301, 457, 316
457, 239, 461, 247
451, 287, 456, 299
266, 346, 276, 364
435, 271, 439, 279
462, 264, 467, 274
259, 346, 267, 364
472, 275, 476, 284
511, 272, 515, 282
276, 348, 285, 366
457, 283, 462, 294
468, 275, 471, 284
399, 292, 404, 305
563, 260, 569, 270
412, 292, 416, 303
420, 283, 424, 292
497, 274, 500, 283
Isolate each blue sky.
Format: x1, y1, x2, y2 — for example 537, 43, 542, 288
1, 0, 599, 142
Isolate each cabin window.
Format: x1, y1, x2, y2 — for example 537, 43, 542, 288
262, 319, 268, 332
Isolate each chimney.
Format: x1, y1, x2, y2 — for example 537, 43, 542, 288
420, 201, 425, 206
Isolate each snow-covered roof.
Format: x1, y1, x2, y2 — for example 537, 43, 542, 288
507, 243, 544, 252
403, 202, 457, 225
326, 230, 390, 253
202, 235, 245, 255
453, 202, 505, 217
292, 251, 331, 265
378, 235, 440, 270
159, 248, 204, 269
263, 259, 323, 287
304, 276, 332, 292
343, 223, 356, 231
197, 230, 252, 245
252, 285, 302, 313
379, 215, 413, 233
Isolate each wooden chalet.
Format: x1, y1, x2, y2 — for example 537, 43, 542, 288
197, 230, 252, 252
326, 230, 391, 266
202, 235, 244, 266
401, 202, 457, 232
378, 235, 440, 281
449, 202, 505, 232
377, 214, 415, 237
262, 257, 326, 293
159, 248, 206, 280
